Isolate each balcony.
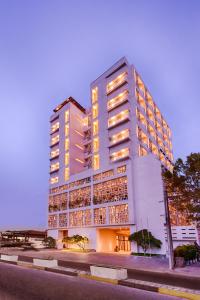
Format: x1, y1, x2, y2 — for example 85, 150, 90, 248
50, 162, 59, 174
50, 135, 59, 147
50, 122, 59, 135
109, 129, 130, 148
108, 109, 129, 129
50, 149, 59, 161
110, 148, 130, 162
106, 72, 128, 95
107, 90, 128, 111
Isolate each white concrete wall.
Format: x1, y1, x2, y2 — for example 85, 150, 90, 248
132, 154, 166, 255
68, 227, 97, 250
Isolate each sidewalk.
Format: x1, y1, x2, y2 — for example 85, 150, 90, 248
0, 248, 200, 277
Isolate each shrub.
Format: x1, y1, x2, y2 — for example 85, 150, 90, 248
129, 229, 162, 254
63, 235, 89, 251
43, 236, 56, 248
174, 244, 197, 261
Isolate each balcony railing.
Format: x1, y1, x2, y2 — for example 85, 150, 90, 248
108, 110, 129, 129
106, 72, 128, 95
107, 90, 128, 111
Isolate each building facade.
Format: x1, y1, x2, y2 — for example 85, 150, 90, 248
48, 57, 174, 254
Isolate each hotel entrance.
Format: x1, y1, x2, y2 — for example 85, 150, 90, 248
96, 227, 130, 252
116, 235, 131, 252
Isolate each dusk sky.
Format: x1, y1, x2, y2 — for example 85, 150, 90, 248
0, 0, 199, 229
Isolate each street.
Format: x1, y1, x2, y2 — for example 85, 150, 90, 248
0, 263, 182, 300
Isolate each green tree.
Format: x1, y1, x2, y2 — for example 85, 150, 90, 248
129, 229, 162, 254
63, 235, 89, 251
43, 236, 56, 248
163, 153, 200, 224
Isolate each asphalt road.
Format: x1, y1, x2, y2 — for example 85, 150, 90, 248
0, 263, 182, 300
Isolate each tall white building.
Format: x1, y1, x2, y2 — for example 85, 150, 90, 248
48, 57, 174, 254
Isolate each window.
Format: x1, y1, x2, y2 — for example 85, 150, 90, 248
65, 124, 69, 136
106, 72, 127, 94
110, 148, 129, 162
50, 162, 59, 173
137, 92, 146, 111
139, 145, 147, 157
65, 138, 69, 151
50, 148, 59, 159
137, 109, 147, 128
51, 135, 59, 146
69, 186, 91, 209
137, 127, 149, 146
69, 209, 92, 227
50, 176, 58, 184
51, 122, 59, 134
93, 137, 99, 152
48, 214, 58, 228
65, 167, 69, 181
107, 90, 128, 111
110, 129, 129, 145
93, 120, 99, 136
92, 104, 98, 119
93, 154, 100, 170
117, 165, 126, 174
65, 152, 69, 166
65, 110, 69, 123
93, 176, 128, 205
108, 109, 129, 128
148, 124, 156, 140
69, 177, 91, 188
94, 207, 106, 224
147, 108, 155, 125
59, 213, 67, 227
92, 87, 98, 104
109, 204, 128, 224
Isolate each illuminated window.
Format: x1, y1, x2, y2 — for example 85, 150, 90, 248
110, 129, 129, 145
136, 74, 145, 94
159, 152, 165, 164
48, 192, 68, 212
94, 207, 106, 224
50, 162, 59, 172
59, 213, 67, 227
50, 176, 58, 184
65, 167, 69, 181
51, 135, 59, 146
110, 148, 129, 162
69, 209, 92, 227
93, 154, 100, 170
92, 104, 98, 119
139, 145, 148, 157
137, 109, 147, 128
65, 138, 69, 151
50, 148, 59, 159
108, 109, 129, 128
137, 127, 149, 146
93, 176, 128, 205
48, 214, 57, 228
157, 136, 164, 149
106, 72, 127, 94
65, 124, 69, 136
107, 90, 128, 111
137, 92, 146, 112
146, 91, 154, 109
156, 121, 163, 135
92, 87, 98, 104
65, 110, 69, 123
109, 204, 128, 224
65, 152, 69, 166
69, 186, 91, 209
51, 122, 59, 134
117, 165, 126, 174
155, 107, 161, 121
93, 137, 99, 152
147, 108, 155, 125
149, 141, 158, 156
93, 120, 99, 136
148, 124, 156, 140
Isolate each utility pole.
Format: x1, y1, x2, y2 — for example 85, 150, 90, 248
164, 186, 174, 269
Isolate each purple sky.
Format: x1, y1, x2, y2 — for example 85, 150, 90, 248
0, 0, 199, 229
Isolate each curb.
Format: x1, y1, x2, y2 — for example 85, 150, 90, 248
79, 273, 118, 285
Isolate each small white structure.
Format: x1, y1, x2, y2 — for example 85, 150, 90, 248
90, 265, 127, 280
0, 254, 18, 262
33, 258, 58, 268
